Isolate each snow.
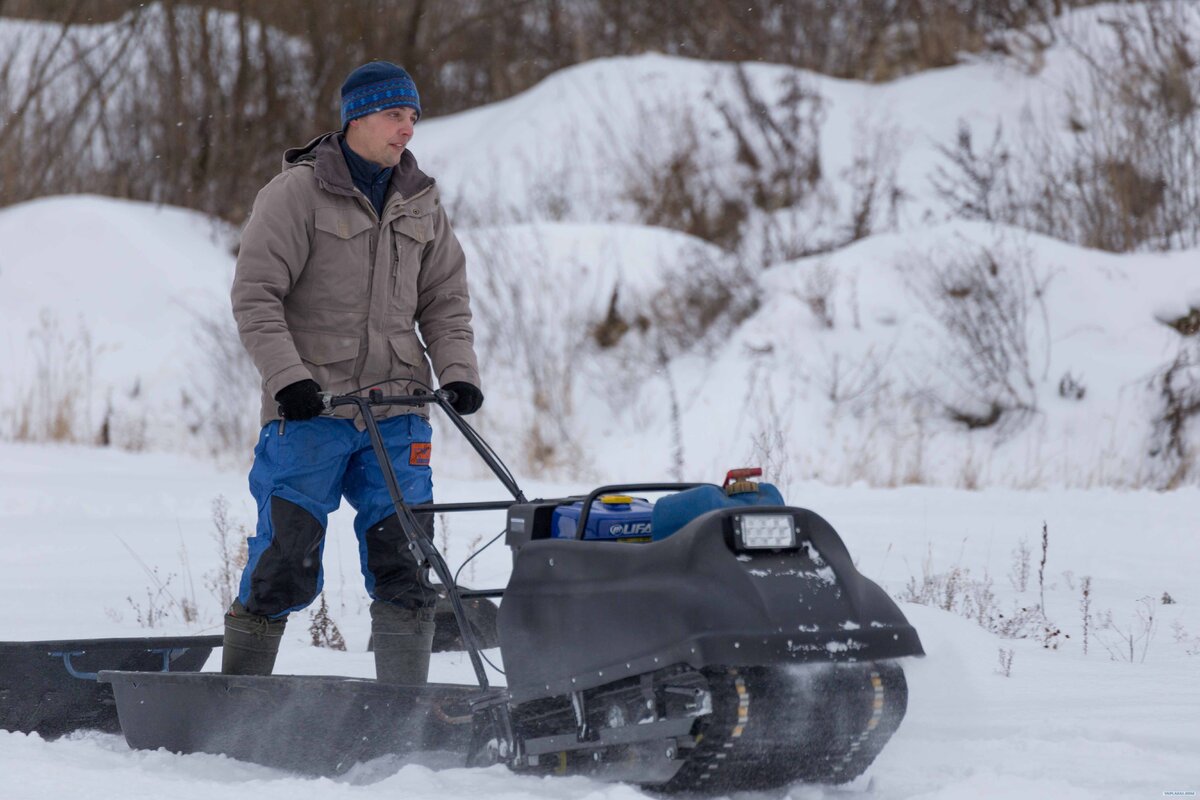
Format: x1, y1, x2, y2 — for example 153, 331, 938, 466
1, 442, 1197, 798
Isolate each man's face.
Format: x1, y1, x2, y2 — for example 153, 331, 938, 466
346, 106, 417, 167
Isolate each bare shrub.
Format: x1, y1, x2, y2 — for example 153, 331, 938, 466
185, 302, 261, 458
658, 346, 686, 482
125, 574, 174, 630
901, 548, 1053, 640
205, 495, 249, 613
1022, 2, 1200, 252
1037, 521, 1049, 611
1061, 570, 1076, 591
1058, 371, 1087, 400
930, 121, 1020, 224
307, 592, 346, 651
117, 534, 199, 628
801, 261, 837, 329
437, 512, 451, 563
1009, 537, 1031, 592
592, 286, 651, 350
902, 235, 1051, 434
175, 538, 200, 624
815, 345, 893, 415
719, 67, 824, 217
1171, 620, 1200, 655
102, 382, 152, 452
1161, 306, 1200, 337
996, 647, 1015, 677
466, 532, 484, 585
1079, 575, 1092, 655
742, 371, 796, 499
1096, 595, 1158, 663
1146, 339, 1200, 488
927, 5, 1200, 254
584, 243, 763, 479
648, 246, 761, 357
623, 66, 827, 255
839, 114, 905, 245
624, 110, 747, 251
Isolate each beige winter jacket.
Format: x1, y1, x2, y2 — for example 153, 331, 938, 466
232, 133, 480, 426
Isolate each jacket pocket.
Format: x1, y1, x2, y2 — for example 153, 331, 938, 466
393, 214, 435, 244
305, 207, 374, 309
390, 215, 433, 310
388, 332, 432, 390
388, 331, 427, 367
315, 207, 374, 240
292, 328, 359, 364
291, 328, 360, 390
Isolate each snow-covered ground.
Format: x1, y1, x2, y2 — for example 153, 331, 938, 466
0, 442, 1197, 799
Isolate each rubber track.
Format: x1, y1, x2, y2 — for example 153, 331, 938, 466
507, 661, 908, 793
654, 662, 909, 793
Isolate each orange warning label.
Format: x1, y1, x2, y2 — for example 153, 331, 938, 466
410, 442, 432, 466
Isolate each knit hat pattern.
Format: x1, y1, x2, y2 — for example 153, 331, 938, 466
341, 61, 421, 127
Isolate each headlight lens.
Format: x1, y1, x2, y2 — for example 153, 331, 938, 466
734, 513, 796, 549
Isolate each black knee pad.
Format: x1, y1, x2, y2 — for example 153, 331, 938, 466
365, 513, 439, 609
245, 496, 326, 617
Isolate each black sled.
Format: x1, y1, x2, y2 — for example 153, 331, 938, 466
102, 390, 922, 792
0, 635, 219, 737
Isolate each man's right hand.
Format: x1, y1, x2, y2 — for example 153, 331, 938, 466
275, 379, 325, 420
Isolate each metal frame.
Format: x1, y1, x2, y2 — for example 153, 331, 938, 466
325, 388, 523, 751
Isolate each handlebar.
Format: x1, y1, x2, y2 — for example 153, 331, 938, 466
321, 387, 455, 413
318, 387, 526, 505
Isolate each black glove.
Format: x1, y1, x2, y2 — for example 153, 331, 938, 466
275, 379, 325, 420
442, 381, 483, 415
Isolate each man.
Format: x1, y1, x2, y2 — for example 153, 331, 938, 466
227, 61, 483, 684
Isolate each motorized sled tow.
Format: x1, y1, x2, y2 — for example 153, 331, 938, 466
101, 390, 923, 792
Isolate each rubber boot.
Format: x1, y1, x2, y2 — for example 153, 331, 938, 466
371, 600, 436, 684
221, 600, 287, 675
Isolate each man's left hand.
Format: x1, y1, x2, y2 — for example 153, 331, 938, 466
442, 382, 483, 415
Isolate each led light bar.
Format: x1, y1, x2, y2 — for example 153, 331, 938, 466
734, 513, 797, 549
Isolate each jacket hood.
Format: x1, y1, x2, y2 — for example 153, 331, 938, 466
282, 132, 435, 201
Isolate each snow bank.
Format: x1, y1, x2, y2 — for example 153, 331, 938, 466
0, 195, 236, 450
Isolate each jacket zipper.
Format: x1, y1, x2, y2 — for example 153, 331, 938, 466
392, 242, 400, 297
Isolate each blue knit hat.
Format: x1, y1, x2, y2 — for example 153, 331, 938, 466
340, 61, 421, 127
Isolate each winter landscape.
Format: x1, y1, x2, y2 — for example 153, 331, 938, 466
2, 2, 1199, 799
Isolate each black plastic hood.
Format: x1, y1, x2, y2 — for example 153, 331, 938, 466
497, 506, 923, 703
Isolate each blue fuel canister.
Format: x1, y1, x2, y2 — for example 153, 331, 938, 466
552, 495, 654, 542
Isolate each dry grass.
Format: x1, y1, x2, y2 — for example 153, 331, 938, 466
7, 311, 101, 445
901, 234, 1050, 436
933, 1, 1200, 254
